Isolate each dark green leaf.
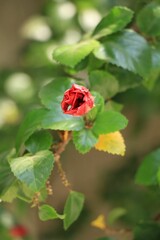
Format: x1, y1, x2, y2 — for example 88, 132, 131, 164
63, 191, 85, 230
134, 222, 160, 240
92, 110, 128, 135
110, 68, 143, 92
74, 55, 89, 71
136, 2, 160, 36
73, 129, 98, 154
94, 30, 151, 78
25, 131, 53, 154
39, 204, 64, 221
89, 70, 119, 99
93, 6, 134, 39
16, 108, 47, 151
135, 148, 160, 186
9, 150, 54, 192
53, 40, 99, 68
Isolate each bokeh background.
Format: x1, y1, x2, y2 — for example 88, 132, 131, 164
0, 0, 160, 239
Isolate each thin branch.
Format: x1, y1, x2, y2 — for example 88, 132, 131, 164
52, 131, 72, 191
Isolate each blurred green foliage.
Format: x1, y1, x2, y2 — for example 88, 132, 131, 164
0, 0, 160, 239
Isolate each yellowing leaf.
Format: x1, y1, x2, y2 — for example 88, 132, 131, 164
95, 131, 126, 156
91, 214, 106, 230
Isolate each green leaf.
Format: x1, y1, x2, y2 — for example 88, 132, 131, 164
1, 181, 19, 203
18, 182, 48, 202
39, 78, 75, 110
39, 204, 64, 221
136, 2, 160, 36
53, 39, 100, 68
0, 151, 17, 202
41, 108, 84, 131
88, 54, 105, 72
93, 6, 134, 39
135, 148, 160, 186
94, 30, 152, 78
143, 45, 160, 90
63, 191, 85, 230
110, 67, 143, 92
19, 182, 35, 200
89, 70, 119, 99
108, 207, 127, 225
9, 150, 54, 192
73, 129, 98, 154
92, 110, 128, 135
134, 222, 160, 240
25, 131, 53, 154
85, 91, 104, 122
16, 108, 47, 151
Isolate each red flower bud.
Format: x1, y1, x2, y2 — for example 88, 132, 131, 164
61, 84, 94, 116
10, 225, 28, 237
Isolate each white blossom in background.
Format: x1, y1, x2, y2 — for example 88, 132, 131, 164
5, 73, 35, 101
79, 9, 101, 32
57, 2, 76, 20
21, 16, 52, 41
62, 29, 81, 44
0, 99, 20, 127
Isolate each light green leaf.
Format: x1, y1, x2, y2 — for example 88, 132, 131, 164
94, 30, 152, 78
63, 191, 85, 230
9, 150, 54, 192
16, 108, 47, 151
39, 78, 75, 110
19, 182, 35, 200
108, 207, 127, 225
0, 151, 17, 202
53, 39, 100, 68
136, 2, 160, 36
1, 181, 18, 203
73, 129, 98, 154
92, 110, 128, 135
93, 6, 134, 39
135, 148, 160, 186
39, 204, 64, 221
41, 108, 84, 131
25, 131, 53, 154
89, 70, 119, 99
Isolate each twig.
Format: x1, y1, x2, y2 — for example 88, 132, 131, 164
53, 131, 72, 191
